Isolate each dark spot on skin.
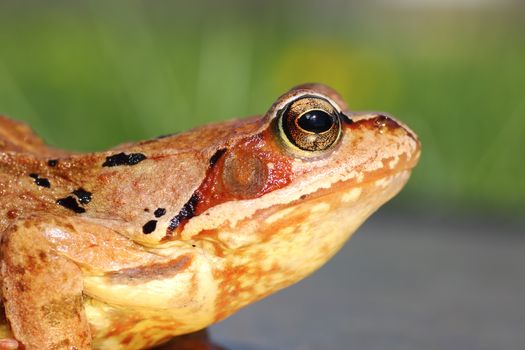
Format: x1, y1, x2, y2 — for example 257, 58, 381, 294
72, 188, 92, 205
138, 132, 180, 146
15, 281, 25, 292
122, 335, 134, 346
144, 208, 150, 212
142, 220, 157, 234
300, 194, 307, 200
209, 148, 227, 167
6, 209, 18, 219
191, 244, 196, 248
47, 159, 58, 167
167, 193, 200, 232
154, 208, 166, 218
155, 132, 178, 140
38, 251, 47, 261
102, 152, 147, 167
56, 196, 86, 214
29, 173, 51, 188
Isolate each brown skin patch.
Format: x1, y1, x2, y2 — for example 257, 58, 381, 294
38, 251, 47, 262
6, 209, 18, 220
222, 149, 268, 198
106, 255, 192, 285
121, 334, 133, 346
15, 281, 26, 293
50, 338, 73, 349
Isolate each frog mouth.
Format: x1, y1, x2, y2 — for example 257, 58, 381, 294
292, 168, 412, 208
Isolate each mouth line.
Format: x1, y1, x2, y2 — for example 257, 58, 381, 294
291, 167, 412, 209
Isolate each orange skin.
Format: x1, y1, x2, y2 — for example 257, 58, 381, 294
0, 84, 420, 349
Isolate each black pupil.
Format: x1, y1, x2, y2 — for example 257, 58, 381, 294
297, 110, 335, 133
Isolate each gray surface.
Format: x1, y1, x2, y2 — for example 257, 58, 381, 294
210, 212, 525, 350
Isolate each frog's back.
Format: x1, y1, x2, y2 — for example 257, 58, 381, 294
0, 116, 70, 156
0, 115, 265, 243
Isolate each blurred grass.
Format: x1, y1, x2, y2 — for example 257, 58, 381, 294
0, 1, 523, 215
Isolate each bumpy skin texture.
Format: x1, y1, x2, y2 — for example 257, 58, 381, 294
0, 84, 420, 350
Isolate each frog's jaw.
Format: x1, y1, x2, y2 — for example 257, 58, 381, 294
210, 168, 412, 322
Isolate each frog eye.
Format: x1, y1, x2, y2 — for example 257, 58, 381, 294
277, 96, 342, 153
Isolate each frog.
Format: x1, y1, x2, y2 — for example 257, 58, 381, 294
0, 83, 420, 350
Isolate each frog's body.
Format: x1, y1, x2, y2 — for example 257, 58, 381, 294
0, 84, 420, 350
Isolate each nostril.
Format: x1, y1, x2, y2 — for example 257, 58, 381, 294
374, 114, 420, 146
374, 114, 401, 133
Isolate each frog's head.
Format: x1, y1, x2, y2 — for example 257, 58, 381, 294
171, 83, 420, 321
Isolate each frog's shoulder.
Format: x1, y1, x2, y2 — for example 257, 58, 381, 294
0, 115, 69, 157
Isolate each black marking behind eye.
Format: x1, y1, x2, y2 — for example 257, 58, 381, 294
154, 208, 166, 218
102, 152, 147, 167
29, 173, 51, 188
47, 159, 58, 167
209, 148, 227, 166
56, 196, 85, 214
142, 220, 157, 234
73, 188, 92, 205
340, 112, 353, 125
168, 193, 199, 231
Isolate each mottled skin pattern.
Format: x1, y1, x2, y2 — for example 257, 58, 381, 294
0, 84, 420, 350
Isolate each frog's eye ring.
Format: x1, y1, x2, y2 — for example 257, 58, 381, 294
277, 96, 342, 153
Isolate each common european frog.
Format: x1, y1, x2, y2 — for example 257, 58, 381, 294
0, 84, 420, 349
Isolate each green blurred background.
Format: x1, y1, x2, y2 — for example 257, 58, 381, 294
0, 0, 523, 217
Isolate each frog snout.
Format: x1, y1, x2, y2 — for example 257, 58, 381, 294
357, 113, 421, 169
